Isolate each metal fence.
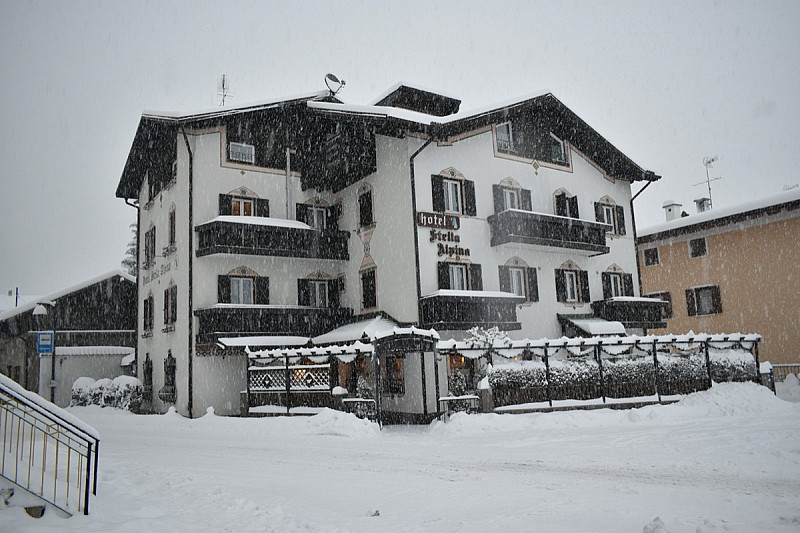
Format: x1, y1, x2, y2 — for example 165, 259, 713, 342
488, 335, 760, 409
0, 377, 98, 515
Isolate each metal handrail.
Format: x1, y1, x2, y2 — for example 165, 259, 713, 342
0, 378, 99, 515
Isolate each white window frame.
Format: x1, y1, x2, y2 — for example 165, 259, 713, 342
601, 204, 615, 227
496, 122, 513, 152
443, 179, 462, 214
550, 133, 566, 162
230, 277, 254, 305
309, 280, 328, 308
564, 270, 578, 303
229, 142, 255, 164
449, 264, 468, 291
307, 206, 327, 230
509, 267, 526, 297
232, 197, 254, 217
503, 188, 519, 211
609, 273, 623, 298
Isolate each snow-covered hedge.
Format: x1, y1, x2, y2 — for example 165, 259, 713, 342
71, 376, 143, 412
488, 348, 757, 406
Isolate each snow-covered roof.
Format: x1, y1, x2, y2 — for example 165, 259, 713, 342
0, 270, 135, 322
218, 336, 311, 348
55, 346, 135, 356
368, 81, 462, 106
196, 215, 313, 230
639, 187, 800, 239
141, 90, 331, 121
569, 319, 626, 336
420, 289, 524, 300
312, 316, 398, 345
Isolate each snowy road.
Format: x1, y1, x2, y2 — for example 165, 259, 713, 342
3, 382, 799, 532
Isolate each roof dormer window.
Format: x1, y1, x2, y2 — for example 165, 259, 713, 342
550, 133, 565, 163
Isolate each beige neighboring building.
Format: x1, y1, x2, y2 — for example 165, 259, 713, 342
637, 188, 800, 365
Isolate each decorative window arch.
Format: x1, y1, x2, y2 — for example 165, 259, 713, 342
298, 270, 341, 308
493, 178, 532, 213
555, 260, 589, 304
431, 167, 477, 216
594, 195, 626, 235
499, 256, 538, 302
553, 188, 579, 219
218, 266, 268, 305
601, 264, 634, 299
219, 187, 268, 217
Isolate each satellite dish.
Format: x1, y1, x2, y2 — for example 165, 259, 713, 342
325, 73, 345, 96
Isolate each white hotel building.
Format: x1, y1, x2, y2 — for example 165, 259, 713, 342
116, 83, 663, 418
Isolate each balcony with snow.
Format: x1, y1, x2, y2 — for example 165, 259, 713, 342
194, 304, 353, 344
487, 209, 611, 255
195, 216, 350, 260
419, 290, 524, 331
590, 297, 668, 330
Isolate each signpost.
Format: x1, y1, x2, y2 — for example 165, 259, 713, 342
36, 331, 54, 355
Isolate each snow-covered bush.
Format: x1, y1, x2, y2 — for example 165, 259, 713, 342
487, 348, 758, 406
71, 376, 143, 412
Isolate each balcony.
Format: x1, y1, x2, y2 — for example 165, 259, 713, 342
488, 209, 610, 254
194, 304, 353, 344
195, 217, 349, 260
419, 290, 524, 331
591, 297, 668, 330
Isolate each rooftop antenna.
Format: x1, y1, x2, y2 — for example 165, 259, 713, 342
217, 74, 233, 107
324, 73, 345, 97
694, 155, 722, 209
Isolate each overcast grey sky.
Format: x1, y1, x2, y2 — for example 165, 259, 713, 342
1, 0, 798, 299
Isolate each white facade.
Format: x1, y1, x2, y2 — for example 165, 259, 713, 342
118, 86, 660, 418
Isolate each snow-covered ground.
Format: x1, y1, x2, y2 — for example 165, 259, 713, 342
2, 381, 799, 533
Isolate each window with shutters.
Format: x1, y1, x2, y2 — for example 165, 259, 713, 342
644, 248, 660, 266
218, 271, 269, 305
686, 285, 722, 316
431, 173, 476, 216
594, 198, 626, 235
358, 188, 374, 228
499, 263, 538, 303
555, 265, 590, 304
143, 226, 156, 270
142, 294, 154, 336
493, 183, 532, 214
602, 270, 634, 299
645, 291, 673, 319
163, 284, 177, 331
689, 237, 707, 258
555, 191, 579, 219
360, 268, 377, 310
229, 142, 255, 164
219, 192, 269, 218
438, 262, 483, 292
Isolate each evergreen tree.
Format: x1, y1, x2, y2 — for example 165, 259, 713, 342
121, 223, 138, 277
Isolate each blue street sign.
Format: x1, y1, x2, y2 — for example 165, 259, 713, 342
37, 331, 54, 355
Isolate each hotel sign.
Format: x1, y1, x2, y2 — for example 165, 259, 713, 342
416, 212, 460, 230
417, 212, 469, 258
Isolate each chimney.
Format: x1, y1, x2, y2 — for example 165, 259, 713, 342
662, 200, 682, 221
694, 197, 711, 213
